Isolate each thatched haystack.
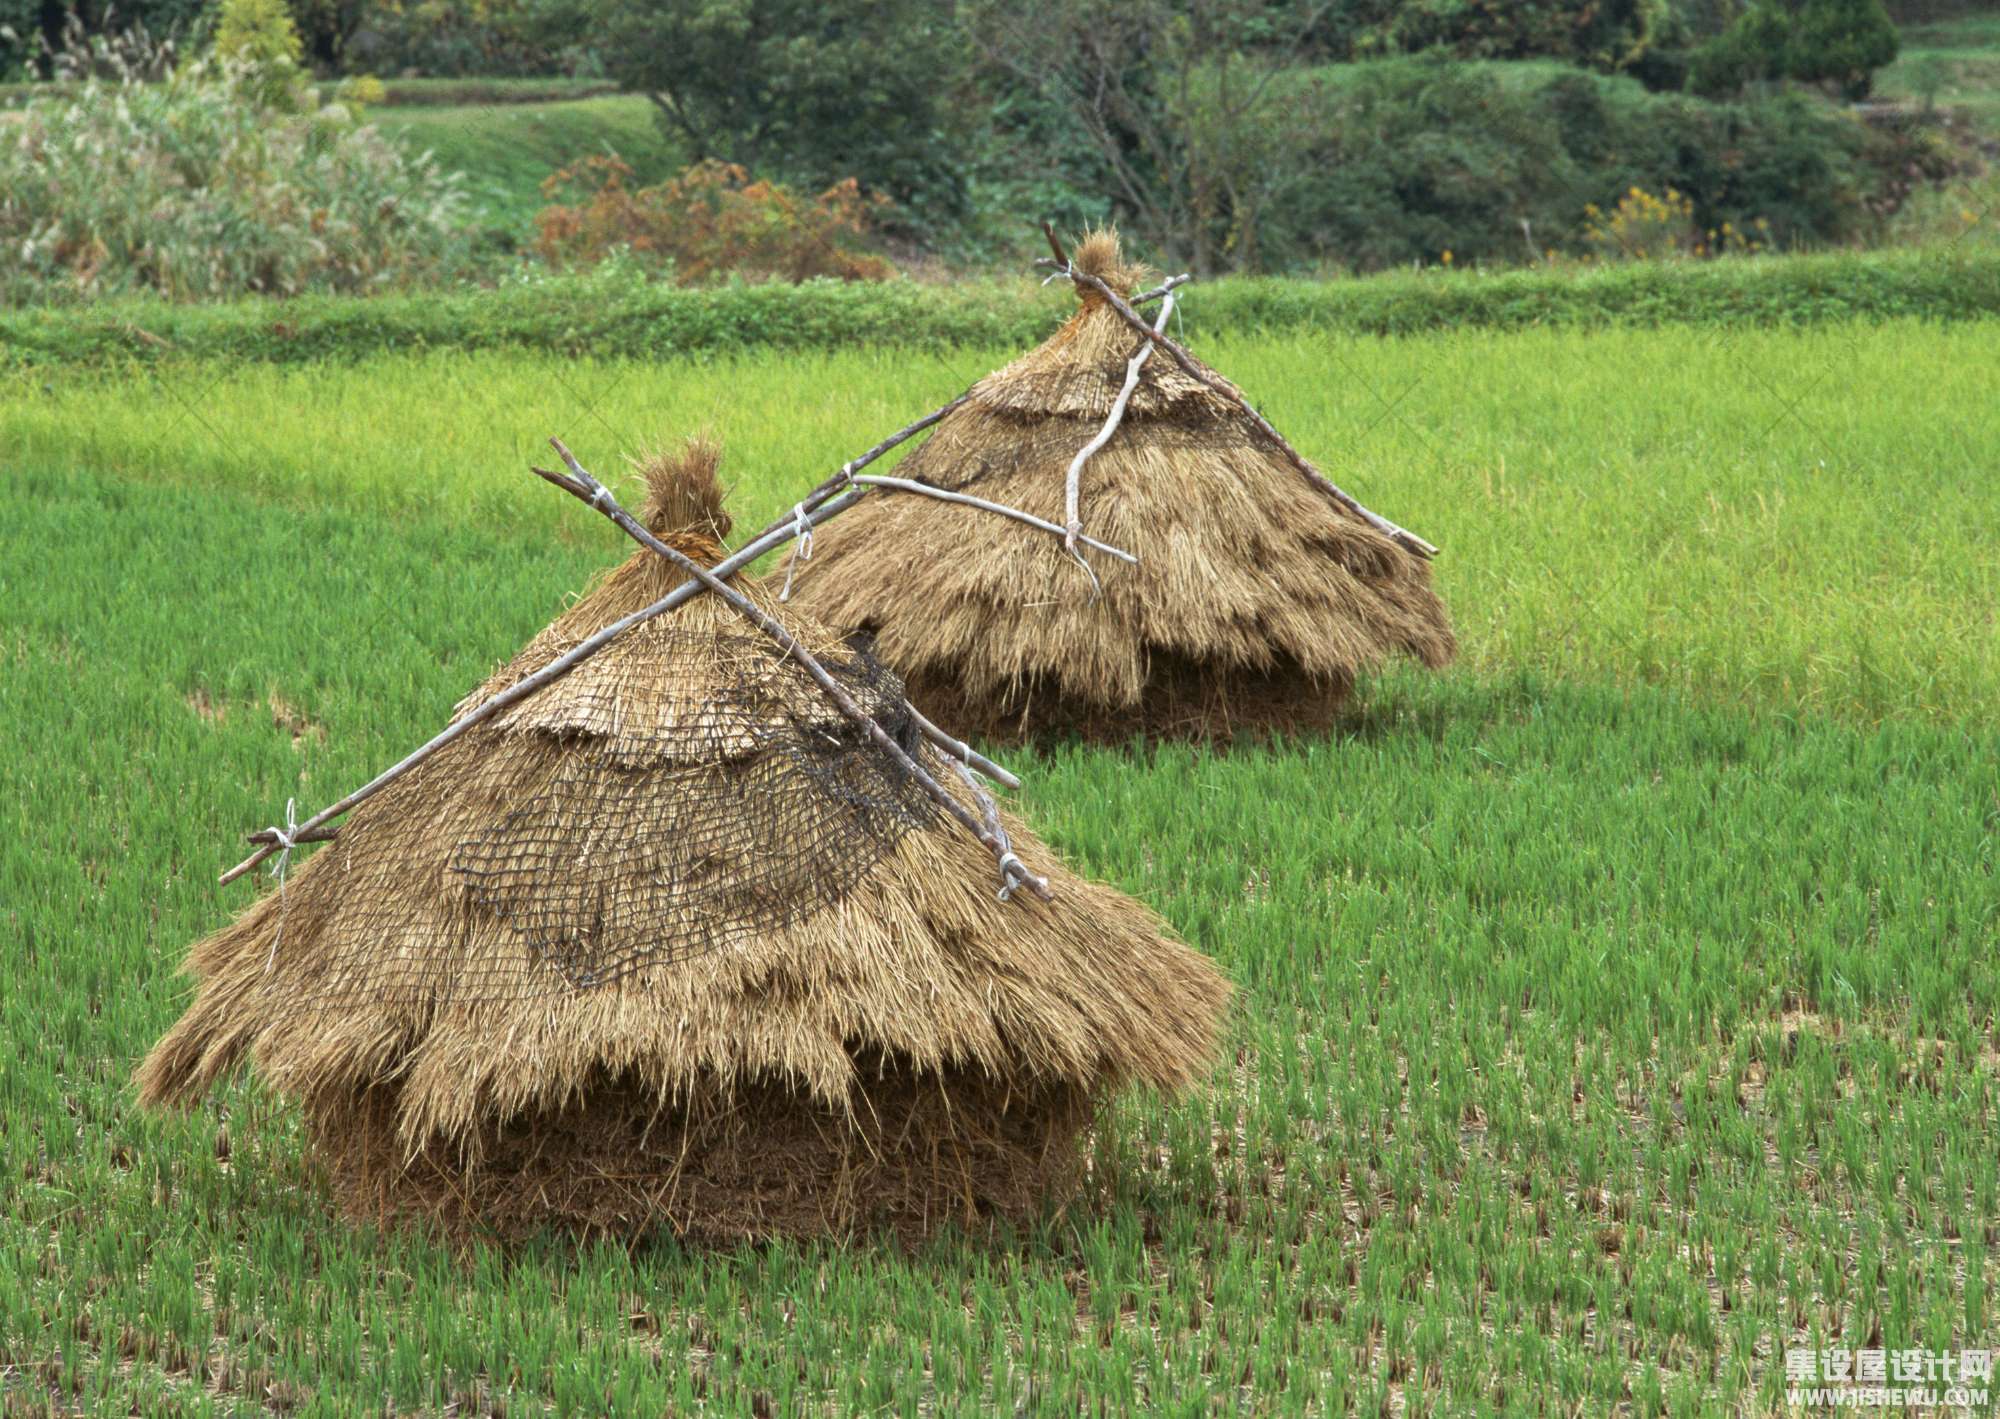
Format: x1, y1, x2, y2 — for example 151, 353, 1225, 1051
778, 230, 1455, 743
138, 442, 1230, 1246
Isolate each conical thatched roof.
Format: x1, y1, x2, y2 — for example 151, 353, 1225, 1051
778, 231, 1455, 742
138, 442, 1230, 1243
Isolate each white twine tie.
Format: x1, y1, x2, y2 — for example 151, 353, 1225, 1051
995, 851, 1027, 902
952, 759, 1034, 902
264, 797, 297, 973
778, 502, 813, 602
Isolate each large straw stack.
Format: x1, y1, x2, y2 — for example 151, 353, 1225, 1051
138, 443, 1230, 1245
780, 231, 1455, 743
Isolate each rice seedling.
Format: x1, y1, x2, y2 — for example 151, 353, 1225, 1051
0, 319, 1995, 1414
4, 318, 1994, 726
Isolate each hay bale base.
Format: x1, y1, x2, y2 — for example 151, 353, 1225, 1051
904, 652, 1356, 747
310, 1057, 1096, 1248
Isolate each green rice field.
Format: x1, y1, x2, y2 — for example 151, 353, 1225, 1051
2, 315, 1997, 1415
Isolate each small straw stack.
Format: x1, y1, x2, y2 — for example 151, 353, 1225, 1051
780, 229, 1456, 743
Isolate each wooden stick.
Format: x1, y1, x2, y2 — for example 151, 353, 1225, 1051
217, 393, 995, 887
1062, 290, 1174, 587
218, 487, 865, 885
907, 705, 1019, 790
1051, 259, 1440, 560
847, 475, 1138, 565
1130, 273, 1192, 305
1048, 262, 1193, 308
738, 394, 970, 551
945, 758, 1031, 902
541, 439, 1051, 903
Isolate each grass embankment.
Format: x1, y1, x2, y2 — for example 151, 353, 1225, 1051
1, 320, 1995, 1414
377, 93, 680, 238
4, 247, 1995, 369
1877, 13, 2000, 126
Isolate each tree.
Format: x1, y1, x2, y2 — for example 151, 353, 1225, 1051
543, 0, 972, 227
1689, 0, 1898, 100
212, 0, 301, 65
964, 0, 1341, 275
1788, 0, 1898, 98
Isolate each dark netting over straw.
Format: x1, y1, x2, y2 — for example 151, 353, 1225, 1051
259, 631, 940, 1010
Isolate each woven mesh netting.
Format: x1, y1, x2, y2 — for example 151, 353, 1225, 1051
268, 632, 940, 1008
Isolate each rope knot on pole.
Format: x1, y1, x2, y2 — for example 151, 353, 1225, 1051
779, 502, 814, 602
264, 797, 298, 972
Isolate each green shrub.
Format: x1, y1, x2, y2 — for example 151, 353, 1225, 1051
1344, 0, 1675, 73
0, 55, 469, 302
1254, 58, 1872, 271
211, 0, 302, 66
0, 0, 39, 79
1691, 0, 1899, 99
1790, 0, 1900, 98
556, 0, 972, 230
344, 0, 570, 79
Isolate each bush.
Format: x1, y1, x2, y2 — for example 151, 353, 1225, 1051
1253, 58, 1872, 271
1691, 0, 1899, 99
343, 0, 575, 79
1583, 185, 1772, 258
533, 156, 893, 284
1345, 0, 1674, 73
0, 54, 469, 302
556, 0, 971, 231
1790, 0, 1899, 98
211, 0, 302, 66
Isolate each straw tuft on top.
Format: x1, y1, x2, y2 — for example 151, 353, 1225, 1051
635, 436, 733, 550
1069, 225, 1151, 296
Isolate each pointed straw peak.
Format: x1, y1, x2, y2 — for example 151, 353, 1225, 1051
1068, 227, 1151, 300
634, 436, 733, 553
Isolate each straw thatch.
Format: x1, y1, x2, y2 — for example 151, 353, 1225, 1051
136, 441, 1230, 1246
778, 230, 1455, 743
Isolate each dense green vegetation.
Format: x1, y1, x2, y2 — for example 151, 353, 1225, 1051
0, 58, 472, 304
7, 2, 1987, 291
0, 74, 616, 106
1877, 12, 2000, 118
2, 317, 1996, 1413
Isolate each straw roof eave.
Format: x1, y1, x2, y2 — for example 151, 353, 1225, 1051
138, 783, 1228, 1151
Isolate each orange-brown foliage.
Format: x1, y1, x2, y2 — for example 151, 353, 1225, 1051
534, 156, 894, 284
